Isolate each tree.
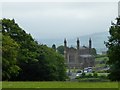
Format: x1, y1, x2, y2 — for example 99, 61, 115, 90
57, 45, 64, 55
2, 18, 67, 81
52, 44, 56, 51
2, 35, 20, 80
91, 48, 97, 56
106, 17, 120, 81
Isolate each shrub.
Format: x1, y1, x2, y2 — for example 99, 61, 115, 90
100, 75, 107, 79
81, 72, 86, 78
87, 73, 93, 78
93, 72, 98, 78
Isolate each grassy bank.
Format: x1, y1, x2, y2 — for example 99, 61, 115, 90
2, 81, 119, 88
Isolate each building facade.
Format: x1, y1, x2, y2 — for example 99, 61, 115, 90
64, 38, 95, 69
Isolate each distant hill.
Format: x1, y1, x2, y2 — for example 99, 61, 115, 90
78, 31, 109, 54
36, 31, 110, 54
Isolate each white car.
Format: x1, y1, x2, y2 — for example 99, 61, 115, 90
76, 70, 82, 77
83, 70, 88, 73
76, 73, 82, 77
84, 67, 93, 73
84, 68, 88, 73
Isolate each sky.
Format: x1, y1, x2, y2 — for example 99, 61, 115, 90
1, 1, 118, 41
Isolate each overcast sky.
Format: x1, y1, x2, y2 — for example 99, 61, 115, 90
2, 2, 118, 40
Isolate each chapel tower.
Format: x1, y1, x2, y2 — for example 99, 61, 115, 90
89, 38, 92, 49
77, 38, 80, 50
64, 38, 67, 63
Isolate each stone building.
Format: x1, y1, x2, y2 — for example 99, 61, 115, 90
64, 38, 95, 69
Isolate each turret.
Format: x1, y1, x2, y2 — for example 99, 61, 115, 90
64, 38, 67, 63
89, 38, 92, 49
77, 38, 80, 50
64, 38, 67, 48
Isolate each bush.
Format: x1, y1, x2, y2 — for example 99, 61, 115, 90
95, 54, 107, 58
93, 72, 98, 78
81, 73, 86, 78
87, 73, 93, 78
100, 75, 107, 79
96, 70, 108, 73
78, 78, 109, 82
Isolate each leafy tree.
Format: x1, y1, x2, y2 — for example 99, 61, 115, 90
106, 17, 120, 81
2, 35, 20, 80
2, 18, 67, 81
52, 44, 56, 51
91, 48, 97, 56
33, 45, 66, 81
57, 45, 64, 55
2, 18, 39, 80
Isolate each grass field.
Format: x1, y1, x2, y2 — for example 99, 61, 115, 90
2, 81, 119, 88
95, 56, 108, 61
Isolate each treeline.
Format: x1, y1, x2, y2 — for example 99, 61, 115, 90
2, 18, 67, 81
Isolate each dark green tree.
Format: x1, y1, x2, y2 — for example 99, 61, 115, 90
52, 44, 56, 51
2, 18, 39, 80
106, 17, 120, 81
91, 48, 97, 56
34, 45, 66, 81
57, 45, 64, 55
2, 18, 67, 81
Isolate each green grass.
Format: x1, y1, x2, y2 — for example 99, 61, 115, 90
97, 73, 109, 76
2, 81, 119, 88
95, 56, 108, 61
85, 73, 109, 76
95, 64, 106, 67
95, 55, 109, 70
0, 82, 2, 89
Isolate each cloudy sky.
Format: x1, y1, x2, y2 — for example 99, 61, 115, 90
2, 1, 118, 40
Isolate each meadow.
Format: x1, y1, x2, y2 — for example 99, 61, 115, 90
2, 81, 119, 88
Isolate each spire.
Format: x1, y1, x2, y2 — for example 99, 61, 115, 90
89, 38, 92, 49
64, 38, 67, 48
77, 38, 80, 50
64, 38, 67, 44
64, 38, 67, 63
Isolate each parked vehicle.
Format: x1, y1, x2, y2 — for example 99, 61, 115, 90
84, 68, 88, 73
87, 67, 93, 72
76, 70, 82, 77
83, 67, 93, 73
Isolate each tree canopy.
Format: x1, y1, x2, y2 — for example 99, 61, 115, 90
57, 45, 64, 55
2, 35, 20, 80
2, 18, 67, 81
106, 17, 120, 81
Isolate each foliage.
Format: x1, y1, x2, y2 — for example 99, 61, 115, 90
93, 72, 98, 78
81, 72, 86, 78
91, 48, 97, 56
52, 44, 56, 51
95, 54, 107, 58
57, 45, 64, 55
78, 78, 109, 82
2, 18, 67, 81
77, 72, 109, 82
87, 73, 93, 78
2, 35, 20, 80
106, 17, 120, 81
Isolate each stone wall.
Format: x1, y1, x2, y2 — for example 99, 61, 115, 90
65, 47, 95, 69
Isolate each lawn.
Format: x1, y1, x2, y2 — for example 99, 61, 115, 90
2, 81, 119, 88
95, 56, 108, 61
